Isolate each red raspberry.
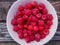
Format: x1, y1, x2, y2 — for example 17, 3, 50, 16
42, 8, 48, 14
31, 1, 37, 8
38, 20, 45, 26
30, 35, 35, 41
11, 19, 17, 25
45, 25, 50, 29
35, 33, 41, 42
32, 8, 39, 15
32, 31, 37, 35
43, 29, 49, 35
15, 11, 22, 19
18, 24, 23, 29
23, 29, 27, 34
25, 36, 31, 43
41, 34, 45, 39
23, 15, 28, 20
19, 33, 24, 39
27, 22, 31, 25
33, 26, 38, 32
13, 26, 19, 32
24, 24, 28, 29
21, 11, 25, 15
17, 30, 23, 34
31, 22, 36, 26
31, 16, 37, 22
47, 14, 53, 20
27, 31, 32, 35
28, 15, 37, 22
28, 15, 33, 21
28, 25, 33, 31
47, 21, 53, 26
25, 3, 32, 9
18, 5, 24, 11
24, 33, 28, 38
36, 13, 42, 19
17, 18, 23, 24
38, 3, 45, 10
24, 9, 31, 16
42, 15, 47, 20
39, 26, 44, 31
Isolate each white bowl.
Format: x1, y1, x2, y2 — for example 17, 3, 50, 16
6, 0, 58, 45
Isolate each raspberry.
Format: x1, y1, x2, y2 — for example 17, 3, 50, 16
47, 14, 53, 20
38, 20, 45, 26
43, 29, 49, 35
36, 13, 42, 19
23, 29, 27, 34
24, 9, 31, 16
38, 3, 45, 10
17, 18, 23, 24
15, 11, 22, 19
23, 15, 28, 20
42, 8, 48, 14
11, 19, 17, 25
17, 30, 23, 34
28, 25, 33, 31
21, 11, 25, 15
24, 33, 28, 38
31, 16, 37, 22
28, 15, 33, 21
25, 36, 31, 43
47, 21, 53, 26
13, 26, 19, 32
24, 24, 28, 29
39, 26, 44, 31
18, 24, 23, 29
25, 3, 32, 9
32, 31, 37, 35
30, 35, 35, 41
42, 15, 47, 20
33, 26, 38, 32
35, 33, 41, 42
32, 8, 39, 15
31, 1, 37, 8
27, 31, 32, 35
41, 34, 45, 39
31, 22, 36, 26
18, 5, 24, 11
19, 33, 24, 39
45, 25, 50, 29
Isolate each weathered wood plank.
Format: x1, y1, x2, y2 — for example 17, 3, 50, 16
45, 41, 60, 45
0, 1, 60, 20
0, 2, 13, 21
0, 42, 19, 45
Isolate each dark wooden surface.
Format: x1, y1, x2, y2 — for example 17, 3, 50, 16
0, 0, 60, 45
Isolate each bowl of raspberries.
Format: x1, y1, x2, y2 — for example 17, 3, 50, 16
7, 0, 58, 45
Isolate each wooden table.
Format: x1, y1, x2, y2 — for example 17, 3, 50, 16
0, 0, 60, 45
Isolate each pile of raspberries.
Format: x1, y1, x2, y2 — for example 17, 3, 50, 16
11, 1, 53, 43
